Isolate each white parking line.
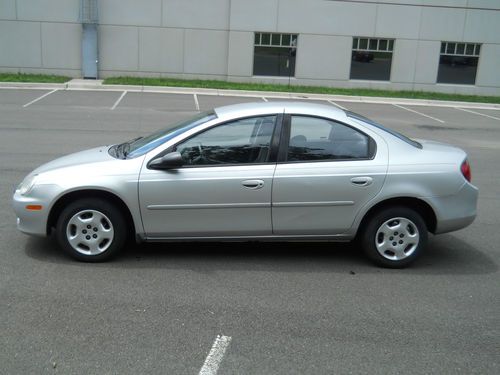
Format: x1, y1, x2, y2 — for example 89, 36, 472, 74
328, 100, 347, 110
110, 90, 127, 110
455, 107, 500, 121
262, 97, 268, 102
194, 93, 200, 111
392, 103, 445, 123
22, 89, 58, 108
199, 335, 232, 375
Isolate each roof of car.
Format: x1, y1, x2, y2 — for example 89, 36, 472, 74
213, 101, 347, 121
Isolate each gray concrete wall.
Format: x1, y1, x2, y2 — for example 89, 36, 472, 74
0, 0, 499, 95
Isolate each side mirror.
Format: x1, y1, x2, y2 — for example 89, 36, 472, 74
149, 151, 184, 170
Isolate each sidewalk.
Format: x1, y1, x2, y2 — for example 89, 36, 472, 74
1, 79, 499, 110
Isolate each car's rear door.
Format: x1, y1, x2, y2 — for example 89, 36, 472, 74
139, 115, 280, 238
272, 114, 388, 235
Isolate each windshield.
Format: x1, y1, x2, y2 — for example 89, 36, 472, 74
347, 111, 422, 149
117, 111, 217, 159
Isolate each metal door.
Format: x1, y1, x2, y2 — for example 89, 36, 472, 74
82, 24, 98, 79
138, 165, 275, 238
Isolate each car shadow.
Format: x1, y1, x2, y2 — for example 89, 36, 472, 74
24, 233, 497, 275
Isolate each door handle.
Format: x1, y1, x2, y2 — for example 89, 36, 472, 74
350, 176, 373, 187
242, 179, 264, 190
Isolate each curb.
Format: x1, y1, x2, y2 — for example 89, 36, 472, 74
1, 81, 499, 110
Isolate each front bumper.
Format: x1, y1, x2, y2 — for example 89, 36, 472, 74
12, 184, 60, 237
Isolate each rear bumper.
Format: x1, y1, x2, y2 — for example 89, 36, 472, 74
428, 182, 478, 234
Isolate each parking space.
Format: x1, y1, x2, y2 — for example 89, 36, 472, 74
402, 105, 499, 130
28, 89, 122, 108
265, 97, 334, 107
1, 87, 499, 374
118, 92, 197, 112
454, 107, 500, 122
197, 94, 258, 110
0, 88, 50, 106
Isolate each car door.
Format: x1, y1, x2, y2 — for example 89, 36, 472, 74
139, 115, 279, 238
272, 114, 388, 235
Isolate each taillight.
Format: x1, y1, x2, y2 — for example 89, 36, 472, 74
461, 159, 471, 183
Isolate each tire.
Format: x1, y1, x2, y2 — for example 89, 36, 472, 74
56, 198, 127, 262
361, 206, 428, 268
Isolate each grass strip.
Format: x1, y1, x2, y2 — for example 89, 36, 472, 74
0, 73, 71, 83
103, 76, 500, 104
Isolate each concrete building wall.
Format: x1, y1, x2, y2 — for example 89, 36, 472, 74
0, 0, 499, 95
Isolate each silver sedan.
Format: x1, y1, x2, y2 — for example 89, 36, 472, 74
13, 102, 478, 267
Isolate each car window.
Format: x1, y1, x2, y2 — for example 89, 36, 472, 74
175, 115, 277, 166
126, 111, 216, 158
287, 116, 371, 161
347, 111, 422, 149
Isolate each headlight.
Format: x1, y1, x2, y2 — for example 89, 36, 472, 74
17, 174, 38, 196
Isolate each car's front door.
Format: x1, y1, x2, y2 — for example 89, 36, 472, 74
272, 115, 388, 235
139, 115, 279, 238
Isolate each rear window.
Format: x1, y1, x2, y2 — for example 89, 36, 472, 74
347, 111, 422, 149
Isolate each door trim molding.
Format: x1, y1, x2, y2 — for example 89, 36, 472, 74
147, 202, 270, 210
272, 201, 354, 207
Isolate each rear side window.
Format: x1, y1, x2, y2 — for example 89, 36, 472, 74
287, 116, 373, 162
347, 111, 422, 149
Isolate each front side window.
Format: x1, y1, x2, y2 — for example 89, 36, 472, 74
123, 111, 216, 158
175, 116, 277, 166
350, 37, 394, 81
437, 42, 480, 85
253, 32, 298, 77
287, 116, 371, 162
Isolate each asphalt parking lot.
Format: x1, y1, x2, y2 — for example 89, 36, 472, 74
0, 87, 499, 374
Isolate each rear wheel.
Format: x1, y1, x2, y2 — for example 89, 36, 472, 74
56, 198, 126, 262
361, 206, 427, 268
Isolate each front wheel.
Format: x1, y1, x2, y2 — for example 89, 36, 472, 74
56, 198, 127, 262
361, 207, 428, 268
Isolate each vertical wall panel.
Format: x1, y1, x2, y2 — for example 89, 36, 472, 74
0, 21, 42, 67
227, 31, 253, 77
183, 29, 228, 75
42, 23, 81, 70
139, 27, 184, 73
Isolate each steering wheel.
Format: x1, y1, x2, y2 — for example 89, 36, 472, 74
190, 142, 205, 164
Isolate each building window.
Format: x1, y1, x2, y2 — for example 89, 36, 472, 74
350, 37, 394, 81
437, 42, 480, 85
253, 32, 298, 77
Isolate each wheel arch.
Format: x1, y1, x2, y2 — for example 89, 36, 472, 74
47, 189, 136, 239
357, 197, 437, 236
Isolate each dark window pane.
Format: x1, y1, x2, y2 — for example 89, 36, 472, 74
388, 39, 394, 51
475, 44, 481, 55
261, 33, 270, 45
291, 34, 298, 47
176, 116, 276, 165
369, 39, 377, 50
282, 34, 291, 46
287, 116, 369, 161
271, 34, 281, 46
437, 55, 478, 84
465, 44, 474, 55
456, 43, 465, 55
254, 46, 296, 77
254, 33, 260, 45
359, 38, 368, 49
350, 51, 392, 81
352, 37, 358, 49
379, 39, 388, 51
440, 42, 446, 54
446, 43, 456, 54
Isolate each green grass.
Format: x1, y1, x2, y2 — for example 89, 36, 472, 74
103, 76, 500, 104
0, 73, 71, 83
